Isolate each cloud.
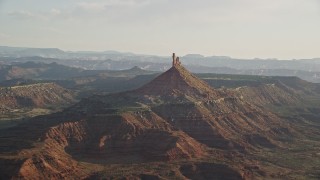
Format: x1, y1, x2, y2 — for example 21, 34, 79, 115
76, 0, 151, 12
50, 8, 61, 16
8, 10, 48, 20
315, 0, 320, 13
77, 2, 107, 12
7, 8, 74, 21
40, 27, 65, 34
4, 0, 154, 22
0, 32, 11, 39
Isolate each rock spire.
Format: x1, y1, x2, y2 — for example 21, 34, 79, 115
172, 53, 181, 67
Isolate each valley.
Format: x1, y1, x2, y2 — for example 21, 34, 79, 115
0, 57, 319, 179
2, 0, 320, 177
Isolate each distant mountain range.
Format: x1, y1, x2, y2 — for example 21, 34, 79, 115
0, 46, 138, 60
0, 45, 319, 83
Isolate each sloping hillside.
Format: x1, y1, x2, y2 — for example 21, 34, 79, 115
0, 63, 300, 179
0, 83, 74, 111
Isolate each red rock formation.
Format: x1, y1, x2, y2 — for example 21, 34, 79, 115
136, 64, 221, 99
0, 83, 75, 112
0, 54, 295, 179
172, 53, 181, 67
172, 53, 176, 66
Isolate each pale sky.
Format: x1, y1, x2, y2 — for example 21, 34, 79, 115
0, 0, 319, 59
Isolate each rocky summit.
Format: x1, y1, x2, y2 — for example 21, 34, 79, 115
135, 63, 220, 99
0, 54, 300, 179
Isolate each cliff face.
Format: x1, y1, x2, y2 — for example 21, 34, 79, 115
0, 64, 295, 179
0, 112, 206, 179
0, 83, 75, 112
233, 83, 301, 107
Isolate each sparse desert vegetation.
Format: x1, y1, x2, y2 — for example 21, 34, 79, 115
0, 60, 319, 179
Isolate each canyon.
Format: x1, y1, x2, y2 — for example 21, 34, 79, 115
0, 56, 319, 179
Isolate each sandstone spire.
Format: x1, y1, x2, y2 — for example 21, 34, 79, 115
172, 53, 181, 67
137, 56, 218, 98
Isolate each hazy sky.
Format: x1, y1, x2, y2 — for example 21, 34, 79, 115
0, 0, 319, 59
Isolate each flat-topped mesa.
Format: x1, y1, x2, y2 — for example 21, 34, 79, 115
172, 53, 181, 67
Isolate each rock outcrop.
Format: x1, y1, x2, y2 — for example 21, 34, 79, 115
0, 83, 75, 112
0, 54, 294, 179
135, 64, 221, 99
